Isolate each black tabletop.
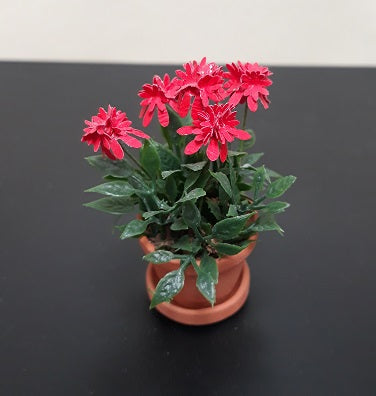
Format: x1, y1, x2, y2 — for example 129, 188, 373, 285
0, 62, 375, 395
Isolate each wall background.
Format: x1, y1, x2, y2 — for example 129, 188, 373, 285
0, 0, 375, 66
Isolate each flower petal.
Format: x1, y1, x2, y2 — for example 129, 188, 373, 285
219, 143, 228, 162
184, 138, 203, 155
120, 135, 142, 148
206, 139, 219, 161
230, 128, 251, 140
177, 126, 195, 135
110, 139, 124, 159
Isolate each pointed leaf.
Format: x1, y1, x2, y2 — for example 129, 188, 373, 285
85, 181, 135, 197
85, 155, 133, 178
150, 268, 185, 308
200, 252, 218, 284
140, 140, 160, 179
120, 219, 150, 239
83, 196, 135, 215
182, 161, 207, 171
266, 175, 296, 198
242, 152, 264, 168
178, 188, 206, 203
196, 270, 216, 306
262, 201, 290, 214
161, 170, 181, 179
212, 213, 251, 240
143, 250, 175, 264
182, 201, 201, 229
170, 218, 188, 231
210, 171, 232, 198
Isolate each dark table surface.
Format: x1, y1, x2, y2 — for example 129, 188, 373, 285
0, 62, 375, 395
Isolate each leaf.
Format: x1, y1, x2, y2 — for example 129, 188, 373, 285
252, 166, 267, 198
150, 268, 185, 308
262, 201, 290, 214
182, 201, 201, 229
184, 171, 201, 191
140, 140, 161, 179
200, 252, 218, 284
265, 168, 282, 179
242, 152, 264, 168
155, 143, 181, 171
178, 188, 206, 203
85, 155, 133, 178
210, 171, 232, 198
161, 170, 181, 179
85, 180, 135, 197
206, 198, 221, 221
266, 176, 297, 198
172, 235, 199, 252
196, 270, 216, 306
120, 219, 149, 239
165, 176, 178, 202
182, 161, 207, 171
214, 241, 250, 256
212, 213, 251, 240
142, 209, 168, 219
228, 151, 247, 157
170, 218, 188, 231
252, 214, 284, 235
83, 196, 135, 215
226, 204, 238, 217
143, 250, 175, 264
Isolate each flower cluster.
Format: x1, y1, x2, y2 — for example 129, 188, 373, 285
82, 58, 272, 162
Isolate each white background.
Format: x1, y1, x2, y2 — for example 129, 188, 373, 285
0, 0, 375, 66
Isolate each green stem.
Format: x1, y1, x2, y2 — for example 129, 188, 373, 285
123, 149, 151, 178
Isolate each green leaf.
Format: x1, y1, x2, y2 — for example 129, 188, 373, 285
206, 198, 221, 221
266, 175, 297, 198
184, 171, 201, 191
178, 188, 206, 203
210, 171, 232, 198
252, 166, 267, 198
170, 218, 188, 231
120, 219, 150, 239
142, 209, 169, 219
214, 241, 250, 256
212, 213, 252, 240
143, 250, 175, 264
182, 201, 201, 229
182, 161, 207, 171
196, 270, 216, 306
85, 180, 135, 197
172, 235, 200, 253
85, 155, 133, 178
226, 204, 238, 217
228, 151, 247, 157
155, 143, 180, 171
200, 252, 218, 284
140, 140, 161, 179
252, 214, 284, 235
262, 201, 290, 214
165, 176, 178, 202
150, 268, 185, 308
242, 152, 264, 168
83, 196, 135, 215
265, 168, 282, 179
161, 170, 181, 179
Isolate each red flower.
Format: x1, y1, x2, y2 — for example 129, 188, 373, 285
172, 58, 226, 116
177, 101, 251, 162
224, 62, 272, 111
138, 74, 178, 127
82, 105, 150, 160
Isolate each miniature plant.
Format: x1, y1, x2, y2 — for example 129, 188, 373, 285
82, 58, 296, 308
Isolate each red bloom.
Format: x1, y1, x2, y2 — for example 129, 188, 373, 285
82, 105, 150, 160
224, 62, 272, 112
172, 58, 226, 116
138, 74, 178, 127
177, 101, 251, 162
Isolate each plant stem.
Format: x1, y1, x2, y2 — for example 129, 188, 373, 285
123, 149, 150, 177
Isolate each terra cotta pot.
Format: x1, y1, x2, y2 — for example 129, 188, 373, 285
139, 232, 258, 326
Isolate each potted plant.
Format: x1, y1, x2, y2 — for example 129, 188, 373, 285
81, 58, 296, 325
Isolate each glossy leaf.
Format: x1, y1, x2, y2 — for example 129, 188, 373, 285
182, 201, 201, 229
85, 181, 134, 197
226, 204, 238, 217
172, 235, 200, 253
252, 166, 267, 198
252, 214, 284, 234
178, 188, 206, 203
150, 268, 185, 308
120, 219, 149, 239
200, 252, 218, 284
214, 241, 249, 256
212, 213, 251, 240
155, 143, 180, 171
83, 196, 135, 215
242, 152, 264, 168
206, 198, 221, 220
143, 250, 175, 264
266, 176, 297, 198
210, 171, 232, 198
196, 270, 216, 306
170, 218, 188, 231
262, 201, 290, 214
184, 171, 201, 191
182, 161, 207, 171
140, 140, 161, 179
161, 170, 181, 179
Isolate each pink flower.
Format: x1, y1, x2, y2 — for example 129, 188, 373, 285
224, 62, 273, 111
138, 74, 178, 127
177, 100, 251, 162
172, 58, 226, 116
82, 105, 150, 160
